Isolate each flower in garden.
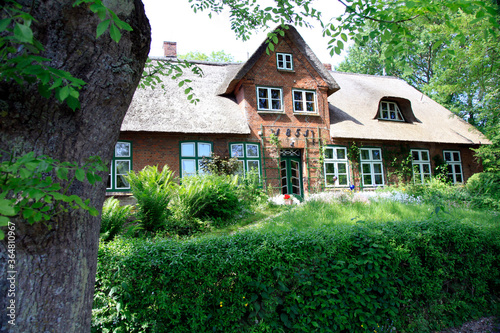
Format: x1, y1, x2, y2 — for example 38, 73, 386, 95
220, 301, 223, 307
284, 194, 290, 200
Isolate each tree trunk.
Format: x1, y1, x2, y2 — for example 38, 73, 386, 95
0, 1, 150, 332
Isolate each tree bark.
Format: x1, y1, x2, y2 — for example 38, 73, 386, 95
0, 1, 150, 332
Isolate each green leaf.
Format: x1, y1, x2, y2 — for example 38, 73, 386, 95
58, 86, 70, 101
14, 23, 34, 44
0, 199, 16, 216
89, 207, 99, 216
0, 18, 11, 32
0, 216, 9, 226
75, 168, 86, 182
109, 23, 121, 43
96, 19, 110, 38
56, 167, 69, 180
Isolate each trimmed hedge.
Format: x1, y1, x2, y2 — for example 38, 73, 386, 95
92, 218, 500, 332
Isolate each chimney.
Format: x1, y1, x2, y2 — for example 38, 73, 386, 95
323, 63, 332, 71
163, 41, 177, 57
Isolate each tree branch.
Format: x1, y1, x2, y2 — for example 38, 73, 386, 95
336, 0, 420, 24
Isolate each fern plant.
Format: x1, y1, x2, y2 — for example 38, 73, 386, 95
100, 197, 133, 242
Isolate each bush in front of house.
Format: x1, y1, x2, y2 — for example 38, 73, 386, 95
100, 197, 134, 242
92, 216, 500, 333
170, 174, 243, 232
126, 165, 176, 234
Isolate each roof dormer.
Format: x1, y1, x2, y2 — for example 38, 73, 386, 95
375, 97, 420, 123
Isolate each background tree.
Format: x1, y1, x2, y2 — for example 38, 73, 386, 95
178, 50, 239, 62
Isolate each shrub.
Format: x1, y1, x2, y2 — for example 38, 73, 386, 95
93, 217, 500, 332
466, 172, 500, 210
126, 165, 176, 233
170, 174, 242, 231
100, 197, 133, 242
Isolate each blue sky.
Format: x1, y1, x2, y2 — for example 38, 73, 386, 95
142, 0, 348, 65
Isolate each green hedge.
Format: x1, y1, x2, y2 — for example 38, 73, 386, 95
92, 218, 500, 333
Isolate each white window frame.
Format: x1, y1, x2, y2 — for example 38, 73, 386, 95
292, 89, 317, 114
256, 86, 283, 112
180, 141, 212, 178
443, 150, 463, 183
379, 101, 405, 121
230, 143, 261, 177
276, 53, 293, 70
107, 141, 132, 191
360, 148, 385, 186
324, 146, 350, 187
411, 149, 431, 184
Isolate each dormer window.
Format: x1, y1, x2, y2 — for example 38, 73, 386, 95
277, 53, 293, 70
379, 101, 405, 121
293, 89, 317, 113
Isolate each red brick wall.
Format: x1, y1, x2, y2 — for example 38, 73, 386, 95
332, 138, 483, 187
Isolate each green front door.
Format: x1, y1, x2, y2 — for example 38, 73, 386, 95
280, 149, 303, 196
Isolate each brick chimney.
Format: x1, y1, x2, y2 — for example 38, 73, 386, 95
163, 41, 177, 57
323, 63, 332, 71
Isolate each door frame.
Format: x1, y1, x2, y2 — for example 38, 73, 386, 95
280, 149, 304, 197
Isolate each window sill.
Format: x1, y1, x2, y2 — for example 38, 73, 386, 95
258, 111, 285, 115
277, 69, 295, 73
106, 191, 132, 196
294, 112, 321, 117
377, 118, 406, 122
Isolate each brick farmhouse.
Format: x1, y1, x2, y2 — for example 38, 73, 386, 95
106, 25, 490, 197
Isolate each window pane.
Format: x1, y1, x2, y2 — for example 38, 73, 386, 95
181, 143, 195, 157
360, 149, 370, 160
258, 88, 267, 98
294, 91, 302, 100
247, 160, 259, 172
456, 174, 463, 183
115, 142, 130, 157
373, 164, 382, 174
271, 89, 281, 99
336, 149, 346, 160
306, 102, 315, 112
306, 92, 314, 101
115, 160, 130, 175
277, 54, 283, 61
421, 151, 429, 161
235, 160, 244, 177
295, 102, 303, 111
182, 159, 196, 177
231, 144, 244, 157
326, 175, 336, 185
374, 175, 383, 185
246, 144, 259, 157
423, 164, 431, 173
453, 152, 460, 161
454, 164, 461, 173
324, 148, 333, 159
362, 163, 371, 173
338, 163, 347, 174
338, 175, 348, 185
116, 175, 129, 189
412, 151, 420, 160
444, 152, 451, 161
382, 111, 388, 119
325, 163, 335, 173
198, 143, 211, 157
372, 149, 381, 160
272, 100, 281, 110
259, 98, 268, 109
363, 175, 372, 185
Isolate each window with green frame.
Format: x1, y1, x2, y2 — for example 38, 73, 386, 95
180, 141, 212, 177
324, 146, 349, 187
229, 142, 261, 176
107, 141, 132, 191
360, 147, 384, 186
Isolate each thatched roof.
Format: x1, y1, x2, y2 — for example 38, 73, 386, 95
217, 25, 340, 96
121, 60, 250, 134
329, 72, 491, 145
